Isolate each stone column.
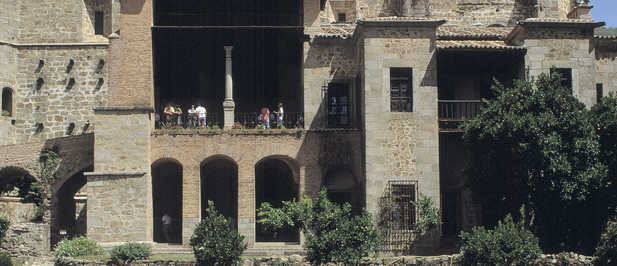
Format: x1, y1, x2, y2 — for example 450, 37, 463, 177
223, 46, 235, 129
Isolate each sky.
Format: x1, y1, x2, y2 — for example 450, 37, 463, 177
592, 0, 617, 27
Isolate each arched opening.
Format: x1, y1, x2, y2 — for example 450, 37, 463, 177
2, 87, 12, 116
0, 167, 42, 241
200, 156, 238, 229
255, 157, 299, 242
52, 170, 88, 248
324, 167, 360, 212
152, 159, 183, 243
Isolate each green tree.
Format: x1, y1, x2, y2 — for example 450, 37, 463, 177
257, 189, 380, 264
590, 95, 617, 214
190, 201, 246, 266
461, 73, 608, 253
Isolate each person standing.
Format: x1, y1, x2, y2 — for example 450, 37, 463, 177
162, 213, 172, 242
274, 102, 284, 128
163, 103, 175, 126
175, 105, 183, 127
196, 104, 207, 128
188, 105, 197, 128
261, 106, 271, 129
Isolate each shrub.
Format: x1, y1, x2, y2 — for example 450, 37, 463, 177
53, 236, 105, 259
190, 201, 247, 266
110, 242, 151, 265
0, 215, 10, 242
412, 194, 441, 234
459, 208, 541, 266
0, 252, 13, 266
595, 220, 617, 266
257, 189, 380, 264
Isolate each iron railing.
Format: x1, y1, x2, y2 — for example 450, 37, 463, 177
438, 100, 482, 121
378, 180, 419, 255
155, 112, 222, 129
235, 112, 304, 129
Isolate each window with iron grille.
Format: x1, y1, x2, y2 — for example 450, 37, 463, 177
337, 13, 346, 23
390, 68, 413, 112
550, 68, 573, 92
94, 11, 104, 35
386, 180, 417, 230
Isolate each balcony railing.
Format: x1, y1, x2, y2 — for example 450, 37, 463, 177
438, 100, 482, 122
235, 112, 304, 129
155, 112, 222, 129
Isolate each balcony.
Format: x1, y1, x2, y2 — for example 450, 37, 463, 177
438, 100, 482, 131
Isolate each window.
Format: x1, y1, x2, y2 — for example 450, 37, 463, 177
327, 83, 351, 128
2, 88, 12, 116
551, 68, 572, 91
597, 83, 604, 103
390, 68, 413, 112
94, 11, 104, 35
337, 13, 346, 23
383, 180, 417, 230
320, 0, 327, 10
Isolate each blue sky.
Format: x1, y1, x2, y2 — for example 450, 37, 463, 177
592, 0, 617, 27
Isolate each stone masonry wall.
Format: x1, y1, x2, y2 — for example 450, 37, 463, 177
87, 110, 152, 243
524, 27, 597, 107
357, 0, 535, 26
595, 43, 617, 97
17, 0, 83, 43
361, 25, 440, 234
150, 131, 363, 246
0, 223, 49, 257
0, 0, 18, 42
4, 46, 108, 145
107, 0, 153, 107
304, 39, 358, 129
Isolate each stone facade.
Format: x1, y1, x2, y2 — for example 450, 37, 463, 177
0, 0, 615, 257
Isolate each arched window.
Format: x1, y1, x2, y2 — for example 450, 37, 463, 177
2, 87, 12, 116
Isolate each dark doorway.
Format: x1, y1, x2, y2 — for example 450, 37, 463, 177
439, 133, 470, 236
255, 158, 299, 242
153, 0, 304, 126
152, 160, 183, 244
201, 157, 238, 229
53, 171, 88, 247
324, 167, 359, 212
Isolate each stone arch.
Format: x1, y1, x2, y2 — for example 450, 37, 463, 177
1, 87, 12, 116
200, 155, 238, 229
255, 155, 300, 242
50, 167, 90, 248
0, 167, 41, 224
151, 158, 183, 243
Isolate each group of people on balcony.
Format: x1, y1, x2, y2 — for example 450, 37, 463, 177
156, 102, 285, 129
259, 103, 284, 129
160, 103, 207, 128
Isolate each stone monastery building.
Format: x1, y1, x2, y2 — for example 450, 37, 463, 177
0, 0, 616, 255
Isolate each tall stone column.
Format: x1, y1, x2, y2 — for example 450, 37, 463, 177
223, 46, 235, 129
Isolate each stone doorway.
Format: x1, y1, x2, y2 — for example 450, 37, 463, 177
152, 159, 183, 244
200, 156, 238, 229
255, 158, 299, 243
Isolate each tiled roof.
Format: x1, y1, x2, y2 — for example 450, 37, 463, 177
518, 18, 605, 27
437, 40, 526, 51
437, 26, 514, 40
360, 16, 445, 22
595, 35, 617, 40
314, 24, 356, 39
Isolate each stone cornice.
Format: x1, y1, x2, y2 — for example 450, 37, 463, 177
84, 171, 146, 177
0, 40, 109, 48
357, 18, 446, 28
517, 19, 604, 29
93, 106, 155, 113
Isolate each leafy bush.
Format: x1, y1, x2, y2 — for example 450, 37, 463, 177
595, 220, 617, 266
459, 208, 541, 266
190, 201, 247, 266
0, 215, 10, 243
54, 237, 105, 259
412, 194, 440, 234
257, 189, 380, 264
110, 242, 151, 265
462, 73, 608, 252
0, 252, 13, 266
